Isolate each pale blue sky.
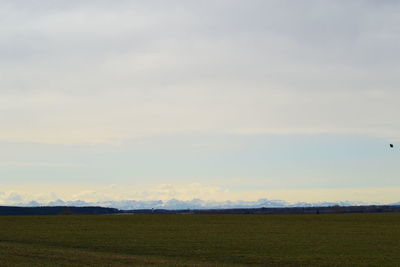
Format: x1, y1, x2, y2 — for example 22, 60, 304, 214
0, 134, 399, 204
1, 0, 400, 205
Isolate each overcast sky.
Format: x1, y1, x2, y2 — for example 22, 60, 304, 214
1, 1, 400, 205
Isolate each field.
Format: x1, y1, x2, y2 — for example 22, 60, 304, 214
0, 214, 399, 266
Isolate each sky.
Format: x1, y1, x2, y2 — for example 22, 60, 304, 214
1, 0, 400, 206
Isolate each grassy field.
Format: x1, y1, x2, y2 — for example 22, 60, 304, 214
0, 214, 399, 266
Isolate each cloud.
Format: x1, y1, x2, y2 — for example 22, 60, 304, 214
0, 1, 400, 144
0, 183, 399, 207
0, 161, 83, 167
0, 187, 376, 210
0, 191, 59, 205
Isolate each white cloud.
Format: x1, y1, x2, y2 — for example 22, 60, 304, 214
0, 1, 400, 144
0, 161, 83, 167
0, 183, 399, 206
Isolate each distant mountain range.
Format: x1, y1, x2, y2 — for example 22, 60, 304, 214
10, 198, 397, 210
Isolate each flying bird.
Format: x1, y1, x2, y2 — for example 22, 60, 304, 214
390, 144, 394, 148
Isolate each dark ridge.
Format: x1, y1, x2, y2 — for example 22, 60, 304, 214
0, 206, 119, 216
123, 205, 400, 215
1, 205, 400, 216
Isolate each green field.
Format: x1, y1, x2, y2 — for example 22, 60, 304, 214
0, 214, 399, 266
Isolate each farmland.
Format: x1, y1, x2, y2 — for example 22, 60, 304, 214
0, 214, 399, 266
